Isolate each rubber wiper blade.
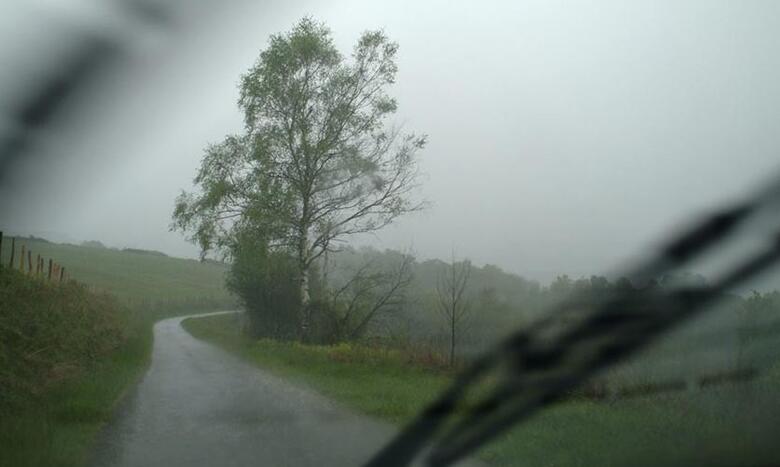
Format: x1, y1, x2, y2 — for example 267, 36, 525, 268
363, 173, 780, 467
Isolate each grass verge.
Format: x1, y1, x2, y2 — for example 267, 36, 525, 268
1, 266, 178, 467
183, 313, 780, 467
0, 318, 151, 467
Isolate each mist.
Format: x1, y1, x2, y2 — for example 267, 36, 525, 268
2, 0, 780, 284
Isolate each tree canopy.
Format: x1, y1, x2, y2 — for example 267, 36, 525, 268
172, 18, 425, 338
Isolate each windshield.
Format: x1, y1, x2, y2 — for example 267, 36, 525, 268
1, 2, 779, 467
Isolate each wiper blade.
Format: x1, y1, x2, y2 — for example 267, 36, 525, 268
364, 173, 780, 467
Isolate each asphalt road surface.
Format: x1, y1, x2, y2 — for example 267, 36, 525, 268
90, 312, 480, 467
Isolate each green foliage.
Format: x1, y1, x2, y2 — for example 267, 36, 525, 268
226, 231, 300, 339
172, 18, 426, 339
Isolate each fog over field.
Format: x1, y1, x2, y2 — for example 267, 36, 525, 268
2, 0, 780, 284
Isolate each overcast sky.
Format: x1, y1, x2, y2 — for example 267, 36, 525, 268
2, 0, 780, 284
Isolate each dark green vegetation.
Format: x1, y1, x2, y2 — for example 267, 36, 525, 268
0, 236, 235, 466
0, 267, 150, 467
185, 313, 780, 467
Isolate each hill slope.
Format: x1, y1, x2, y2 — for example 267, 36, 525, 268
0, 235, 233, 309
0, 266, 150, 466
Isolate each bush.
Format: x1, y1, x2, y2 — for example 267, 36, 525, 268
226, 234, 300, 340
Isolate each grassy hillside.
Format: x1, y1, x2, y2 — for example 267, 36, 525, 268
0, 235, 234, 310
0, 234, 235, 466
0, 267, 152, 467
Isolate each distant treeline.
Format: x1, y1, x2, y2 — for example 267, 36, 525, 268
230, 244, 771, 366
79, 239, 169, 257
121, 248, 168, 257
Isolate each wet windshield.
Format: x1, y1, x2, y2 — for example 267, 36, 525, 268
1, 2, 779, 467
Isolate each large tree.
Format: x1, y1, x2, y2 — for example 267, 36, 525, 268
172, 18, 425, 338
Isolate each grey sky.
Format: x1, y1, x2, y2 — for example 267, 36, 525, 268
2, 0, 780, 284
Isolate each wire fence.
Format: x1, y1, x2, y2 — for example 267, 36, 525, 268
0, 231, 69, 283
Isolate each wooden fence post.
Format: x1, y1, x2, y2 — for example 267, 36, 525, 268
20, 244, 25, 271
48, 259, 53, 281
59, 266, 66, 283
8, 237, 15, 268
35, 254, 40, 276
27, 249, 32, 276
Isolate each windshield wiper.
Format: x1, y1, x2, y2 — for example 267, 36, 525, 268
364, 173, 780, 467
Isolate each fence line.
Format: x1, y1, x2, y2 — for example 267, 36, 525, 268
8, 236, 15, 268
0, 231, 70, 283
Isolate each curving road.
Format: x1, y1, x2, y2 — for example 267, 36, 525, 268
90, 313, 479, 467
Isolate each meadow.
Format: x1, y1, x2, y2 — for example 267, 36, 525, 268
0, 235, 233, 308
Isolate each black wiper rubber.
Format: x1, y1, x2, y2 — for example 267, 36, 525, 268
363, 174, 780, 467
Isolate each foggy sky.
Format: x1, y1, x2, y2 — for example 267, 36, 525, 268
2, 0, 780, 285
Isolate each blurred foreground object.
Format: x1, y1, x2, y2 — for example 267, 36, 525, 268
0, 0, 173, 178
365, 174, 780, 466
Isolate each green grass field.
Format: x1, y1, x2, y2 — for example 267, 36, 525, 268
0, 235, 233, 308
183, 313, 780, 467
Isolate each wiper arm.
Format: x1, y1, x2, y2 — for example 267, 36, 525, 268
364, 173, 780, 467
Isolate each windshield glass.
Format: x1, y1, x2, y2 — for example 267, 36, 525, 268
1, 2, 779, 467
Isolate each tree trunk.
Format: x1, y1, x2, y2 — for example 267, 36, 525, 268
450, 313, 456, 367
299, 262, 311, 340
298, 225, 311, 341
298, 195, 312, 341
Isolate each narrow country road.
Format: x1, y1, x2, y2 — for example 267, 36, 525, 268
90, 312, 479, 467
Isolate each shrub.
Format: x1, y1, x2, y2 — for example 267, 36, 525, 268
226, 234, 300, 340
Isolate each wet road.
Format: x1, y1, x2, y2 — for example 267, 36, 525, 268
90, 313, 479, 467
